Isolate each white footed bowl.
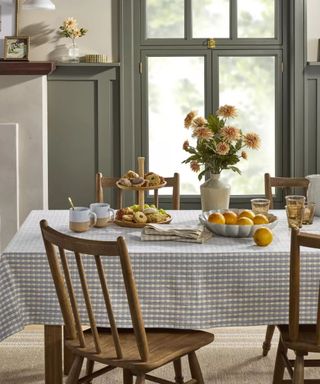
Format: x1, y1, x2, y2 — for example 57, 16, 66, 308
199, 209, 278, 238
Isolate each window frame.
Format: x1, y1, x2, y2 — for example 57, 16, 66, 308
119, 0, 306, 209
140, 0, 282, 46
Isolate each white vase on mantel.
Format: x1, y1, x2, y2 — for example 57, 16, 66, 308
200, 173, 231, 212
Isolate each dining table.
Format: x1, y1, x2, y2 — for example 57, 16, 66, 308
1, 209, 320, 384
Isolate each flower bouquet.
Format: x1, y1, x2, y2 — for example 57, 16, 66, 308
182, 105, 260, 180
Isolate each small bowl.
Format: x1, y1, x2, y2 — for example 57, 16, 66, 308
199, 209, 278, 238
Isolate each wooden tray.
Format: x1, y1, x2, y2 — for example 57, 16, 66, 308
114, 215, 172, 228
116, 180, 167, 191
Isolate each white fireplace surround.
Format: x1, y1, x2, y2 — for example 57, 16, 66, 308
0, 75, 48, 251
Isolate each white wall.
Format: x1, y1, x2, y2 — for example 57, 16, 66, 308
0, 76, 48, 229
0, 123, 19, 252
307, 0, 320, 62
19, 0, 119, 62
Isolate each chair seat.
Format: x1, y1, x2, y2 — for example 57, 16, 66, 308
66, 328, 214, 372
278, 324, 320, 353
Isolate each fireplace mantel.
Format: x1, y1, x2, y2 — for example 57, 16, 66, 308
0, 61, 55, 75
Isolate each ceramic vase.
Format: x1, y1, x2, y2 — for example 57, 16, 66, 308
200, 173, 230, 212
306, 174, 320, 216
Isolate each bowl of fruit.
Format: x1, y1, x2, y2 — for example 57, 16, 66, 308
199, 209, 278, 238
115, 204, 171, 228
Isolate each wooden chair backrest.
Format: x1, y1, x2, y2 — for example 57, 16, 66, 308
264, 173, 309, 208
96, 172, 181, 210
289, 228, 320, 345
153, 172, 180, 210
40, 219, 149, 361
96, 173, 124, 209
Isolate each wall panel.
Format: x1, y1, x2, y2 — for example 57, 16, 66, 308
48, 64, 120, 208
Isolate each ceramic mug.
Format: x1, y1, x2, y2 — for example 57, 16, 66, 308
89, 203, 115, 228
69, 207, 97, 232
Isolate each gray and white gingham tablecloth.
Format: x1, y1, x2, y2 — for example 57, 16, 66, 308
1, 209, 320, 341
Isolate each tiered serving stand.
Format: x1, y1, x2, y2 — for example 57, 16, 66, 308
114, 157, 171, 228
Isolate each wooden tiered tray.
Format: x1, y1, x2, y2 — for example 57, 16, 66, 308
114, 157, 171, 228
116, 180, 167, 191
114, 215, 172, 228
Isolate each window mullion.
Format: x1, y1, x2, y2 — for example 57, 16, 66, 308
230, 0, 237, 41
185, 0, 192, 40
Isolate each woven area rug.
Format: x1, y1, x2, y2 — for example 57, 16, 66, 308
0, 326, 280, 383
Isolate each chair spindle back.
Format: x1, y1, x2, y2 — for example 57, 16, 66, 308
289, 228, 320, 345
264, 173, 309, 209
40, 219, 149, 361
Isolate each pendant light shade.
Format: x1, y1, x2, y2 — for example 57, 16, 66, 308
21, 0, 56, 10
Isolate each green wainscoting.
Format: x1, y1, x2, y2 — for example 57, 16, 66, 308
48, 63, 120, 209
305, 63, 320, 175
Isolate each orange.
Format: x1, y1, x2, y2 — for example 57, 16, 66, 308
253, 227, 273, 246
238, 209, 255, 220
208, 212, 225, 224
253, 214, 269, 225
237, 217, 254, 226
223, 210, 238, 225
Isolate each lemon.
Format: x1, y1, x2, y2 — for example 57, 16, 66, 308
223, 210, 238, 225
238, 209, 255, 220
236, 217, 254, 226
253, 214, 269, 225
254, 227, 273, 246
208, 212, 225, 224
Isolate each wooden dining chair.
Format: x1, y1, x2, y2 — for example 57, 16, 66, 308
96, 172, 180, 209
264, 173, 309, 209
273, 228, 320, 384
40, 219, 213, 384
262, 173, 310, 356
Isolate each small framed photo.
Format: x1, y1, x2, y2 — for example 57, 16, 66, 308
4, 36, 30, 61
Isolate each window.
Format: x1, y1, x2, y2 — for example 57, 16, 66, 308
135, 0, 286, 204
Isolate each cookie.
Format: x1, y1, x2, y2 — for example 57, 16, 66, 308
146, 213, 166, 223
145, 172, 161, 186
124, 170, 139, 179
122, 214, 134, 222
118, 177, 131, 187
131, 177, 145, 186
143, 207, 158, 215
133, 211, 148, 223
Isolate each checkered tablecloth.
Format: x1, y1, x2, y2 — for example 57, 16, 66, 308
1, 209, 320, 341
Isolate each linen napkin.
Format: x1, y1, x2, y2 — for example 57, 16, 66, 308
141, 223, 212, 243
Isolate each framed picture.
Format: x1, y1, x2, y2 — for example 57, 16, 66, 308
4, 36, 30, 60
0, 0, 17, 58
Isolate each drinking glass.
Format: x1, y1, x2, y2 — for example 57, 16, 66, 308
285, 195, 305, 228
251, 198, 270, 215
285, 195, 306, 206
302, 202, 316, 225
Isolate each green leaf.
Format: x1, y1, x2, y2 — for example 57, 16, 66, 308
197, 170, 206, 181
228, 166, 241, 174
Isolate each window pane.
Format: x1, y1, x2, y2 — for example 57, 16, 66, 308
219, 56, 275, 195
148, 56, 205, 195
192, 0, 230, 38
238, 0, 275, 38
146, 0, 184, 38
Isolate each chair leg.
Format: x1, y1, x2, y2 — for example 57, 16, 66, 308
173, 358, 184, 384
66, 355, 84, 384
123, 369, 134, 384
188, 352, 204, 384
293, 352, 304, 384
85, 359, 94, 384
272, 338, 287, 384
135, 374, 145, 384
263, 325, 276, 356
